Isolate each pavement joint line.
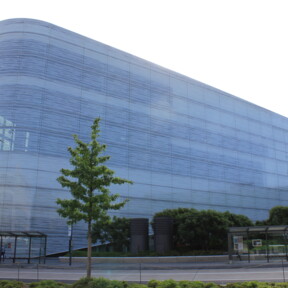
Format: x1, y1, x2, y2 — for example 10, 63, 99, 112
191, 269, 198, 281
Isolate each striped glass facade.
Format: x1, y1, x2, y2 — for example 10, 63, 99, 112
1, 18, 288, 254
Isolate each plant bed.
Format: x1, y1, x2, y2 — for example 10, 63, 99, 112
1, 278, 288, 288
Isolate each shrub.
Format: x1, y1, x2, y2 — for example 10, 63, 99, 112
72, 277, 93, 288
158, 279, 180, 288
179, 281, 205, 288
226, 282, 271, 288
148, 280, 161, 288
178, 281, 192, 288
72, 277, 126, 288
109, 280, 127, 288
128, 284, 148, 288
29, 280, 69, 288
275, 284, 288, 288
0, 281, 12, 288
89, 278, 112, 288
226, 283, 243, 288
204, 283, 219, 288
242, 282, 261, 288
0, 280, 25, 288
89, 278, 118, 288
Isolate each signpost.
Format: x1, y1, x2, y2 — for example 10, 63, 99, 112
68, 225, 73, 266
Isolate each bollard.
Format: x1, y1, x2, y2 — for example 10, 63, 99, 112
16, 263, 20, 281
139, 262, 142, 284
282, 259, 286, 282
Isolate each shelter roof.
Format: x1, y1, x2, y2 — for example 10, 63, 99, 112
0, 231, 47, 237
229, 225, 288, 234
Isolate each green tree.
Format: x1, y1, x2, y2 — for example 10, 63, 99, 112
223, 211, 253, 227
92, 216, 130, 252
180, 210, 229, 250
154, 208, 253, 251
56, 118, 132, 278
267, 206, 288, 225
153, 208, 196, 248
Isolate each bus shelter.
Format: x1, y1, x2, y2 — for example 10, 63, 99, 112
228, 226, 288, 263
0, 231, 47, 264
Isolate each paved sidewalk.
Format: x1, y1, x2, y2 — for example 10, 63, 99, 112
1, 257, 288, 270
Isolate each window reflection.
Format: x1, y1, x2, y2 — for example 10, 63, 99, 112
0, 116, 15, 151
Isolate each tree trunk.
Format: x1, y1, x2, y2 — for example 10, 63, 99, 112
87, 220, 92, 279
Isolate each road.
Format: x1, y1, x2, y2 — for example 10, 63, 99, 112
0, 266, 288, 283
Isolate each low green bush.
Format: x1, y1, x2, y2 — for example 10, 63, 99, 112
179, 281, 210, 288
72, 277, 126, 288
226, 283, 243, 288
88, 278, 112, 288
92, 278, 125, 288
274, 284, 288, 288
0, 280, 25, 288
178, 281, 192, 288
158, 280, 180, 288
71, 277, 92, 288
128, 284, 147, 288
29, 280, 69, 288
110, 279, 128, 288
204, 283, 219, 288
148, 280, 161, 288
226, 282, 272, 288
243, 282, 261, 288
3, 277, 288, 288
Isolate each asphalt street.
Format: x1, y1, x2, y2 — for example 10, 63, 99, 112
1, 260, 288, 283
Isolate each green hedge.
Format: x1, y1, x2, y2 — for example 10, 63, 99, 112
0, 280, 69, 288
1, 278, 288, 288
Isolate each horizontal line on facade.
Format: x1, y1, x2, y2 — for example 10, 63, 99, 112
0, 179, 285, 202
0, 147, 286, 182
0, 94, 286, 157
1, 47, 286, 132
1, 114, 285, 163
0, 194, 268, 213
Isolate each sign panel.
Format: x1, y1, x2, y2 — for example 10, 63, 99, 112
233, 236, 244, 251
252, 239, 262, 247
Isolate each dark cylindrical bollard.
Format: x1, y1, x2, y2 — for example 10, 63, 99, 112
154, 216, 173, 253
130, 218, 149, 254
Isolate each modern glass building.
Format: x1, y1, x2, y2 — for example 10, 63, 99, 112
1, 18, 288, 254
